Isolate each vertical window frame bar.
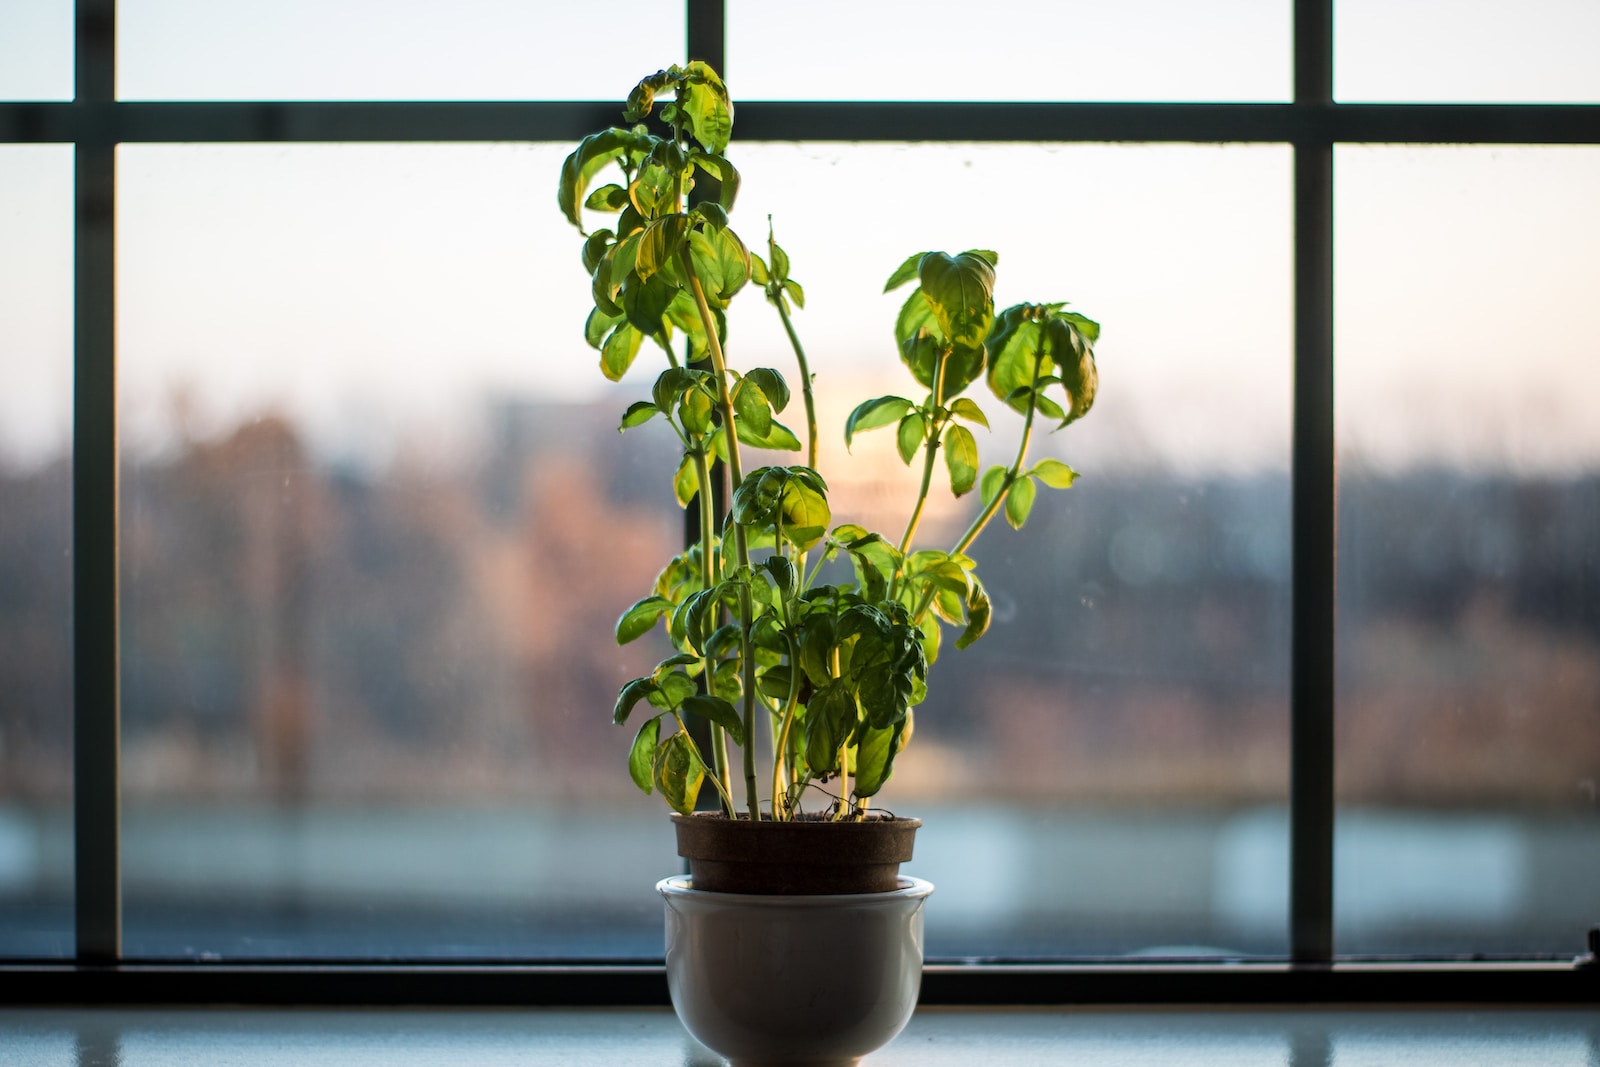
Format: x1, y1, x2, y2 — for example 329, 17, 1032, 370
1290, 0, 1336, 963
73, 0, 121, 962
687, 0, 726, 73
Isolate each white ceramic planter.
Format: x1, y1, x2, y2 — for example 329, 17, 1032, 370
658, 875, 934, 1067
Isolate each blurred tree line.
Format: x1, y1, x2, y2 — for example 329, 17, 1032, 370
1, 406, 1595, 810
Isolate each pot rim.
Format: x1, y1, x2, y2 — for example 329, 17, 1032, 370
657, 874, 933, 905
670, 812, 922, 830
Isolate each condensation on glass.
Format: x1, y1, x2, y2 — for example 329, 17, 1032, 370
727, 0, 1291, 102
1336, 0, 1600, 103
0, 144, 75, 956
114, 139, 1293, 959
0, 0, 73, 102
1334, 145, 1600, 955
116, 0, 684, 101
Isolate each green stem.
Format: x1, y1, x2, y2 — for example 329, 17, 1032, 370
899, 437, 940, 558
827, 646, 850, 822
951, 377, 1042, 559
773, 296, 818, 472
692, 446, 734, 815
770, 629, 805, 820
893, 348, 949, 601
680, 243, 760, 822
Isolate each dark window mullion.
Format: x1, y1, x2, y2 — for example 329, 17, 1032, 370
1290, 0, 1336, 964
73, 0, 121, 963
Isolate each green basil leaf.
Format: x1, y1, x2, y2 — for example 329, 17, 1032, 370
804, 683, 857, 776
1061, 310, 1101, 344
883, 251, 925, 293
1005, 474, 1037, 530
650, 670, 698, 711
955, 577, 992, 650
896, 412, 925, 466
762, 236, 787, 285
652, 366, 698, 412
1031, 457, 1079, 489
916, 251, 995, 349
744, 367, 791, 413
948, 397, 990, 429
681, 694, 745, 746
585, 306, 623, 350
628, 716, 660, 793
600, 322, 644, 382
673, 454, 699, 508
590, 251, 622, 318
613, 677, 656, 725
584, 183, 630, 212
619, 401, 659, 432
734, 418, 802, 452
692, 202, 729, 231
979, 465, 1009, 509
621, 269, 678, 343
678, 60, 733, 154
581, 229, 614, 276
1034, 392, 1066, 421
616, 595, 673, 644
635, 214, 689, 283
678, 382, 716, 435
654, 730, 705, 816
844, 395, 912, 448
763, 555, 799, 600
852, 721, 903, 798
986, 305, 1045, 405
894, 288, 942, 350
756, 662, 793, 703
944, 423, 979, 498
688, 226, 751, 306
780, 478, 831, 552
558, 128, 632, 230
732, 377, 773, 439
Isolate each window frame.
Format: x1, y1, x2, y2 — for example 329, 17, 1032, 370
0, 0, 1598, 1003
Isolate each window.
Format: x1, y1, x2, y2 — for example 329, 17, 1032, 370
2, 0, 1598, 998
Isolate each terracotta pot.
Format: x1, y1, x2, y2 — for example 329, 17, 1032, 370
659, 875, 934, 1067
671, 812, 922, 895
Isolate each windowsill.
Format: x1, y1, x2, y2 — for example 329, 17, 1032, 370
6, 1004, 1599, 1065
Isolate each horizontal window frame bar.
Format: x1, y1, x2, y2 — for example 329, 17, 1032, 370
0, 960, 1595, 1007
3, 100, 1599, 145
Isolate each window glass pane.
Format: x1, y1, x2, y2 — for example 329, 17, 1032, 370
0, 0, 73, 101
0, 145, 75, 956
1335, 145, 1600, 955
117, 1, 683, 102
728, 0, 1291, 102
722, 142, 1293, 957
120, 139, 1293, 959
1337, 0, 1600, 103
119, 144, 679, 957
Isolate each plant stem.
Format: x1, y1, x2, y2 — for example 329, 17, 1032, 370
692, 446, 734, 815
773, 296, 818, 471
771, 630, 804, 820
899, 439, 940, 561
951, 376, 1041, 559
893, 349, 949, 604
680, 243, 760, 822
828, 645, 850, 821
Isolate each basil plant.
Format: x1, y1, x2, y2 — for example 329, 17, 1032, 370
559, 63, 1099, 822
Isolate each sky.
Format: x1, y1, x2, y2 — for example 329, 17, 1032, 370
2, 1, 1599, 474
